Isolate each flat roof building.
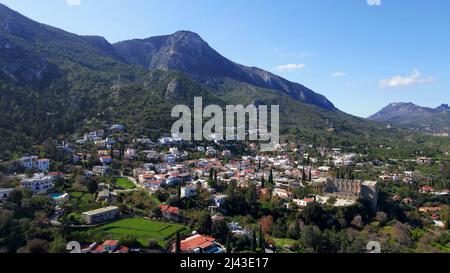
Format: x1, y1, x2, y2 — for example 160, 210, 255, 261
82, 206, 119, 225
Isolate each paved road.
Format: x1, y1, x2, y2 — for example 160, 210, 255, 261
49, 213, 62, 227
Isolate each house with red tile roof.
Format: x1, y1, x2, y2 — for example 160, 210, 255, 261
159, 204, 182, 222
177, 234, 224, 253
420, 186, 436, 194
88, 240, 130, 253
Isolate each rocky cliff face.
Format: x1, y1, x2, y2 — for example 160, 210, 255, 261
113, 31, 336, 110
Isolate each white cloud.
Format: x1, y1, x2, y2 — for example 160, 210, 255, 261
332, 72, 348, 77
274, 64, 305, 72
67, 0, 81, 6
379, 69, 435, 88
367, 0, 382, 6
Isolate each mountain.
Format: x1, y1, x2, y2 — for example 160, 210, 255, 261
369, 102, 450, 134
0, 3, 444, 159
0, 1, 334, 110
113, 31, 336, 110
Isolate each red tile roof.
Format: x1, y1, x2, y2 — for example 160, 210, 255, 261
102, 240, 119, 246
117, 246, 129, 253
159, 204, 180, 215
180, 234, 216, 252
94, 245, 105, 253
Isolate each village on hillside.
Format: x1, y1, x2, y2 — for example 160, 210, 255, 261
0, 124, 449, 253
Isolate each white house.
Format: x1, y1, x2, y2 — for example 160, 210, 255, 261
105, 137, 116, 145
93, 165, 110, 175
20, 173, 54, 193
212, 194, 228, 208
36, 159, 50, 172
20, 156, 38, 169
0, 188, 14, 202
170, 147, 180, 155
165, 154, 176, 163
99, 156, 112, 165
84, 131, 100, 142
19, 156, 50, 172
125, 148, 137, 159
159, 137, 174, 145
110, 124, 125, 131
181, 185, 198, 198
294, 198, 315, 207
273, 188, 291, 200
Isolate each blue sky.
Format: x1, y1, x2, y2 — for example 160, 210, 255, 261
1, 0, 449, 117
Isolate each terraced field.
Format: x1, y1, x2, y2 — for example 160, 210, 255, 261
96, 218, 186, 247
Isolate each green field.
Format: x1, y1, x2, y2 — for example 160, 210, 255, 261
115, 178, 136, 190
269, 237, 299, 253
271, 237, 298, 247
95, 218, 186, 247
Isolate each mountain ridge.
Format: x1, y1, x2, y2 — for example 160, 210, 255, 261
369, 102, 450, 133
112, 30, 337, 110
0, 1, 335, 110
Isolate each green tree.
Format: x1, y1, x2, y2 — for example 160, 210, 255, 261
49, 235, 67, 253
245, 183, 258, 211
207, 178, 217, 189
251, 229, 257, 252
209, 168, 214, 181
268, 169, 274, 185
301, 225, 322, 253
175, 231, 181, 253
211, 220, 229, 243
287, 221, 301, 240
226, 236, 232, 253
197, 212, 212, 235
326, 197, 337, 206
87, 179, 98, 194
258, 225, 265, 252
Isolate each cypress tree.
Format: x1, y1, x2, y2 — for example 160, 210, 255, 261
209, 168, 214, 180
226, 236, 232, 253
175, 231, 181, 253
251, 229, 257, 252
258, 225, 265, 253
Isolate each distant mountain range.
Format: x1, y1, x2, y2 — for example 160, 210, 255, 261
369, 102, 450, 134
0, 3, 432, 157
